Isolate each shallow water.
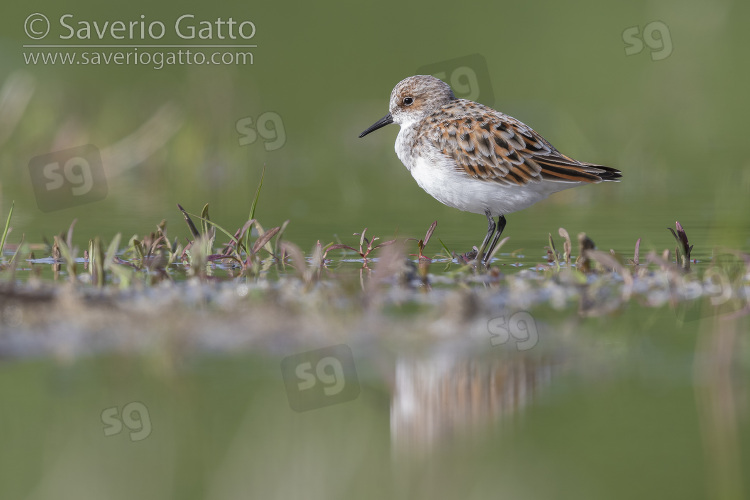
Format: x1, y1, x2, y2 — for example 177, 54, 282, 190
3, 0, 750, 497
1, 302, 748, 500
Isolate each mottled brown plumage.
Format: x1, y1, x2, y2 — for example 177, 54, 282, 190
418, 99, 620, 187
359, 75, 621, 264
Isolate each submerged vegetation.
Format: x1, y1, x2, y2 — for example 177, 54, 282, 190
1, 175, 748, 317
1, 173, 749, 359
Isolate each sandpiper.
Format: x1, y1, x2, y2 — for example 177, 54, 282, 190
359, 75, 621, 264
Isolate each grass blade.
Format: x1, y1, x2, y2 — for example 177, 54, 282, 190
438, 238, 452, 256
177, 204, 200, 239
66, 219, 77, 250
184, 211, 244, 248
487, 236, 510, 263
105, 234, 122, 266
0, 201, 13, 261
200, 204, 211, 236
423, 221, 437, 246
249, 164, 265, 221
9, 235, 25, 265
252, 226, 280, 255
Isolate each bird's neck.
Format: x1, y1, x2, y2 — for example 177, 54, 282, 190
395, 123, 420, 171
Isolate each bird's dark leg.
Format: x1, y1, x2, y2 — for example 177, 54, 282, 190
483, 215, 507, 265
476, 209, 496, 263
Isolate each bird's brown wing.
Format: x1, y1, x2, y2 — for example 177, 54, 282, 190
418, 101, 621, 187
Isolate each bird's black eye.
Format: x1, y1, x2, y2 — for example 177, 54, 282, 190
403, 97, 414, 106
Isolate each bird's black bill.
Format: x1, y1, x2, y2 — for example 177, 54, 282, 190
359, 113, 393, 138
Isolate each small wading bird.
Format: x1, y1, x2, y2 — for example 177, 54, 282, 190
359, 75, 621, 264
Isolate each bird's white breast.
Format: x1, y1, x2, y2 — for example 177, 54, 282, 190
395, 124, 562, 216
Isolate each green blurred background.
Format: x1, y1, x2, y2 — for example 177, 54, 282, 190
1, 1, 750, 499
1, 0, 748, 254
